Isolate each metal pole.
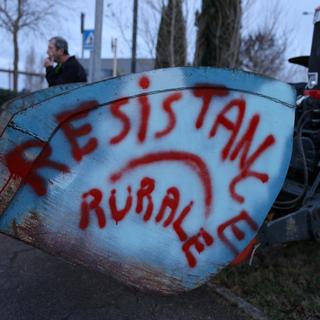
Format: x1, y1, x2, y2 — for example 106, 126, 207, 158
131, 0, 138, 73
89, 51, 94, 83
112, 38, 118, 77
81, 13, 85, 59
92, 0, 104, 82
8, 68, 11, 90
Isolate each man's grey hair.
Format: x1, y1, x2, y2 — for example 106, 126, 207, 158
50, 36, 69, 55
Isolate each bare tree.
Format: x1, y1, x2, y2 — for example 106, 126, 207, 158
240, 0, 300, 81
0, 0, 63, 91
24, 47, 45, 92
106, 0, 165, 58
24, 46, 36, 92
240, 30, 287, 78
106, 0, 197, 62
240, 1, 284, 78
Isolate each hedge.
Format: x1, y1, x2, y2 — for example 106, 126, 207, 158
0, 88, 18, 107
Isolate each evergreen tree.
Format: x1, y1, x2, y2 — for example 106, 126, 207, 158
155, 0, 186, 68
155, 5, 170, 68
193, 0, 242, 68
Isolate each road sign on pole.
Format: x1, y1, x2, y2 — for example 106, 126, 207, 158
83, 29, 95, 51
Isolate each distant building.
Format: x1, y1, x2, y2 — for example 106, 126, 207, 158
78, 58, 155, 79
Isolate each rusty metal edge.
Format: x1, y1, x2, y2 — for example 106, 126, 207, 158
206, 282, 270, 320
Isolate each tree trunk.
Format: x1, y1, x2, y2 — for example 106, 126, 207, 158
12, 0, 23, 92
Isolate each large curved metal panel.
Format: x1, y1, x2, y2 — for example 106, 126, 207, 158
0, 68, 296, 293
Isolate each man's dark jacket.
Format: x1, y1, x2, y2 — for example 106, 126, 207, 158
46, 56, 87, 87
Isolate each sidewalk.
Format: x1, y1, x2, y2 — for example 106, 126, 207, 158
0, 233, 248, 320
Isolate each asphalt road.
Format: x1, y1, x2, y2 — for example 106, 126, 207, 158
0, 233, 247, 320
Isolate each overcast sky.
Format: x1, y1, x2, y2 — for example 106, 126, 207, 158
0, 0, 319, 90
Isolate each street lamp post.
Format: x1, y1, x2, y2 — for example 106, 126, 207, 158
131, 0, 138, 73
91, 0, 104, 82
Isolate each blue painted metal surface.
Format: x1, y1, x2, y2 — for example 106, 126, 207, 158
0, 83, 84, 135
0, 68, 296, 293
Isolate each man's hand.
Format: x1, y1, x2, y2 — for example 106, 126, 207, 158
43, 57, 54, 68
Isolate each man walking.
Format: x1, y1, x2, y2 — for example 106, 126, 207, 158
44, 36, 87, 87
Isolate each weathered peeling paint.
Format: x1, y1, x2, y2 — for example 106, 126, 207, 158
0, 67, 296, 293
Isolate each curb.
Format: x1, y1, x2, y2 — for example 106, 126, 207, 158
207, 283, 270, 320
